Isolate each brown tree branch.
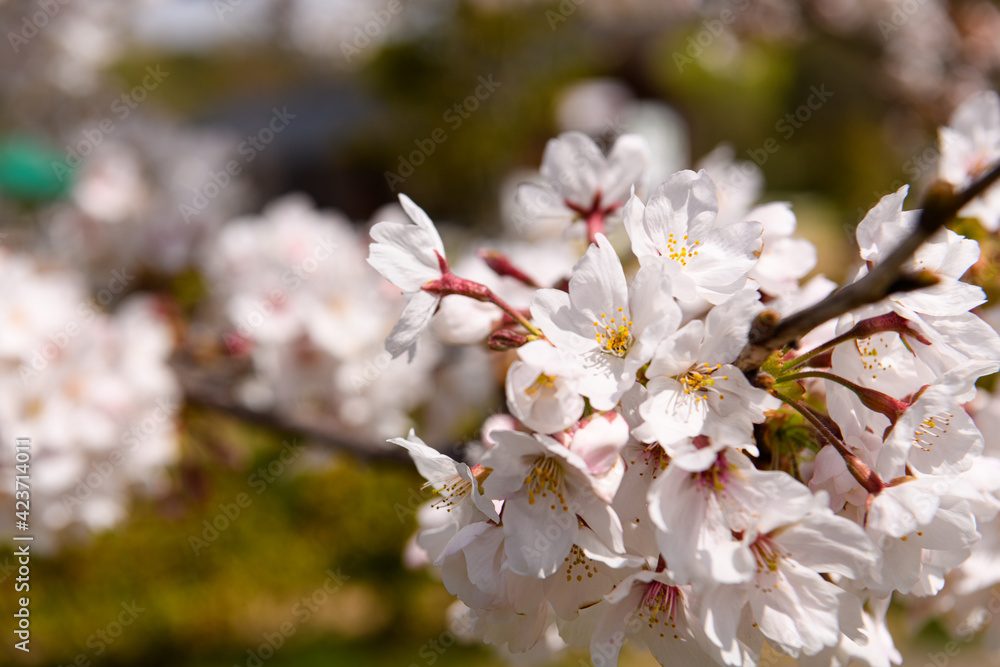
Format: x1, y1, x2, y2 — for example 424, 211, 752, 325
171, 351, 419, 463
735, 160, 1000, 380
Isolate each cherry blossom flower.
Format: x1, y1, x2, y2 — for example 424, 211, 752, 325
939, 89, 1000, 230
514, 132, 650, 239
481, 425, 627, 577
367, 194, 448, 360
591, 572, 730, 667
623, 169, 763, 306
531, 233, 681, 410
700, 490, 877, 659
634, 288, 774, 458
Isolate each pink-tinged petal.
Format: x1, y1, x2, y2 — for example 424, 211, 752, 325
894, 277, 986, 317
754, 237, 818, 297
590, 585, 640, 665
502, 491, 579, 577
684, 222, 762, 300
701, 584, 746, 657
515, 182, 574, 226
638, 382, 708, 445
643, 169, 719, 244
773, 509, 877, 579
530, 288, 596, 355
397, 193, 445, 254
571, 412, 629, 474
602, 134, 651, 203
748, 201, 796, 238
576, 493, 625, 554
480, 430, 544, 499
576, 352, 627, 411
916, 228, 981, 279
750, 564, 842, 656
624, 191, 658, 260
385, 290, 438, 360
505, 359, 585, 435
546, 537, 634, 620
460, 522, 506, 590
368, 222, 442, 291
626, 262, 681, 367
646, 320, 704, 378
389, 429, 457, 482
577, 524, 644, 569
856, 187, 912, 262
701, 288, 761, 363
949, 90, 1000, 144
541, 132, 604, 206
568, 234, 628, 321
436, 519, 492, 565
882, 385, 984, 477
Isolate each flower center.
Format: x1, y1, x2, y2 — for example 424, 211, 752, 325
593, 307, 633, 357
425, 474, 472, 512
629, 443, 669, 479
562, 544, 600, 583
663, 233, 700, 266
750, 534, 784, 573
637, 582, 683, 638
694, 453, 732, 493
678, 363, 727, 401
524, 455, 568, 510
913, 413, 952, 452
855, 336, 894, 380
525, 373, 556, 396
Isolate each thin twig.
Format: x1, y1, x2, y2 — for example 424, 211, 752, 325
735, 160, 1000, 379
171, 352, 444, 463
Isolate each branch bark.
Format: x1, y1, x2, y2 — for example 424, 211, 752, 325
171, 352, 419, 462
735, 160, 1000, 379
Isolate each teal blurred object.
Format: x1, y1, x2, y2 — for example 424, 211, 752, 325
0, 136, 73, 204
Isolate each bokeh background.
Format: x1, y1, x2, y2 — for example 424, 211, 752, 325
0, 0, 999, 665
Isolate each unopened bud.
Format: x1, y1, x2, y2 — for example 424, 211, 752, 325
921, 179, 956, 224
851, 383, 909, 426
478, 249, 538, 287
755, 372, 775, 390
748, 309, 780, 344
844, 450, 885, 495
843, 311, 932, 346
488, 329, 528, 351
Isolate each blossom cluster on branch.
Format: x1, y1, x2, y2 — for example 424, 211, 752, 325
372, 90, 1000, 666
